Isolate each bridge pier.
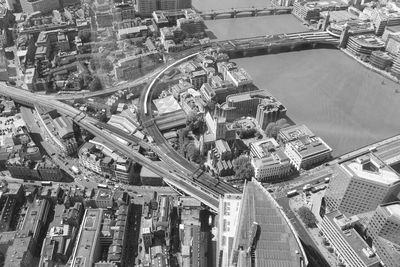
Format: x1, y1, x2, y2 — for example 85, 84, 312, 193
212, 13, 216, 20
231, 10, 237, 18
252, 10, 258, 16
312, 43, 317, 49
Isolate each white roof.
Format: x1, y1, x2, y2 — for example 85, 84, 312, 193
344, 161, 400, 186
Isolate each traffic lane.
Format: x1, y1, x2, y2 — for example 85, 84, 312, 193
278, 198, 330, 267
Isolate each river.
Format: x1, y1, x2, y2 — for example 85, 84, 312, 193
195, 1, 400, 156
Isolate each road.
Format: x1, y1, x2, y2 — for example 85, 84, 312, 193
0, 83, 224, 210
138, 51, 240, 197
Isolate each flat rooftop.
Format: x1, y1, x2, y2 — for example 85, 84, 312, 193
279, 124, 314, 142
349, 34, 385, 48
71, 209, 103, 267
326, 211, 380, 266
288, 136, 332, 159
231, 181, 306, 267
342, 154, 400, 186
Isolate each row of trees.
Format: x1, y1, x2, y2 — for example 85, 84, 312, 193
233, 155, 254, 181
297, 206, 317, 228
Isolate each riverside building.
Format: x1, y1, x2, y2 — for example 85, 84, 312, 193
250, 138, 292, 181
324, 154, 400, 215
278, 125, 332, 170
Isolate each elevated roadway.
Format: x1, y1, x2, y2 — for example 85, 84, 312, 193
140, 53, 241, 199
0, 84, 222, 210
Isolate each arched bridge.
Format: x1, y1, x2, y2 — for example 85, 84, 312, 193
214, 31, 340, 57
200, 6, 293, 20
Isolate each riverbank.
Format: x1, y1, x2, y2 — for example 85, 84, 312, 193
205, 15, 307, 40
234, 49, 400, 157
192, 0, 273, 11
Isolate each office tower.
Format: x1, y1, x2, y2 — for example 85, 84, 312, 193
367, 203, 400, 267
325, 154, 400, 215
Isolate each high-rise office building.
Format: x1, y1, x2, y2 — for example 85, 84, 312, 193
367, 202, 400, 267
20, 0, 60, 14
136, 0, 192, 16
325, 154, 400, 215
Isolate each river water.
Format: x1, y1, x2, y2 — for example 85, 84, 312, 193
196, 1, 400, 156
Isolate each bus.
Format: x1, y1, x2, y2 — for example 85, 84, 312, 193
71, 166, 80, 175
41, 181, 52, 186
287, 190, 298, 198
98, 184, 108, 189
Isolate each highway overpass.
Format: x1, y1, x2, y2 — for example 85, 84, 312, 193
0, 84, 222, 210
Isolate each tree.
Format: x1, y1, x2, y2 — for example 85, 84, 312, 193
88, 76, 102, 92
78, 29, 92, 42
233, 155, 254, 181
265, 122, 277, 138
238, 128, 257, 139
265, 119, 290, 139
298, 206, 317, 228
186, 143, 201, 163
186, 111, 204, 135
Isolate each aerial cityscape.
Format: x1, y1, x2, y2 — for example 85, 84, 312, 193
0, 0, 399, 266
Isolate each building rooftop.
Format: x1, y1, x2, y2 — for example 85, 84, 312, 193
71, 209, 103, 267
287, 135, 332, 159
342, 154, 400, 186
153, 95, 182, 115
250, 138, 280, 159
326, 211, 380, 266
349, 34, 385, 49
279, 124, 314, 142
231, 180, 307, 267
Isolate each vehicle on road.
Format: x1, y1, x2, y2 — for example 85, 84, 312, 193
303, 184, 312, 192
287, 190, 298, 197
324, 177, 330, 183
71, 166, 80, 175
98, 184, 108, 189
41, 181, 52, 186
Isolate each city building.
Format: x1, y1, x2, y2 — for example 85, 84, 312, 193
320, 211, 380, 267
292, 0, 348, 21
325, 154, 400, 215
390, 50, 400, 78
369, 51, 392, 70
250, 138, 292, 181
385, 34, 400, 56
70, 208, 104, 267
20, 0, 60, 14
199, 79, 238, 104
347, 34, 385, 57
279, 124, 332, 170
179, 198, 207, 267
367, 202, 400, 267
137, 0, 191, 16
39, 203, 84, 266
81, 139, 136, 183
217, 193, 242, 267
36, 105, 78, 156
140, 166, 164, 186
371, 7, 400, 36
228, 180, 307, 266
218, 90, 286, 124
